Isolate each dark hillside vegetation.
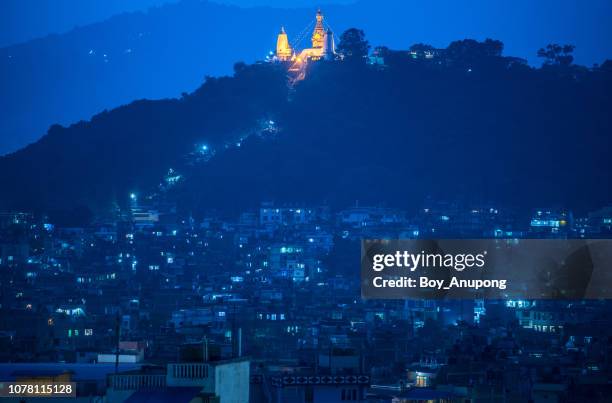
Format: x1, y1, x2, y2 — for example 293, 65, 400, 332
1, 38, 611, 216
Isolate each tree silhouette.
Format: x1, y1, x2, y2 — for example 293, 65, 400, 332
233, 61, 248, 74
445, 39, 504, 64
337, 28, 370, 62
537, 44, 575, 67
600, 60, 612, 72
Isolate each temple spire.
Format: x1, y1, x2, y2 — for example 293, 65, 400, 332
276, 26, 292, 61
311, 9, 325, 49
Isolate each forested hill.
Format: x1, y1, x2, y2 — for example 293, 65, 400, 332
0, 63, 288, 214
1, 39, 611, 218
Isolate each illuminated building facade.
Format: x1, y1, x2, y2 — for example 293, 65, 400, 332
276, 27, 292, 61
311, 9, 326, 49
274, 9, 335, 63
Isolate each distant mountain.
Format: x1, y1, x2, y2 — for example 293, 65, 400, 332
1, 49, 611, 216
0, 0, 352, 48
0, 0, 176, 47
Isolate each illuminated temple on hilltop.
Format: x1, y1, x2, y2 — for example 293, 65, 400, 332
275, 9, 336, 63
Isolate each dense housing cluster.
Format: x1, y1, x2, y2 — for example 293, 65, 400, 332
1, 200, 611, 401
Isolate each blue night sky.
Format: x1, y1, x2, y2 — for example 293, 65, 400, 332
0, 0, 611, 155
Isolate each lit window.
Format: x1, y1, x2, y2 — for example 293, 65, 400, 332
416, 374, 428, 387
